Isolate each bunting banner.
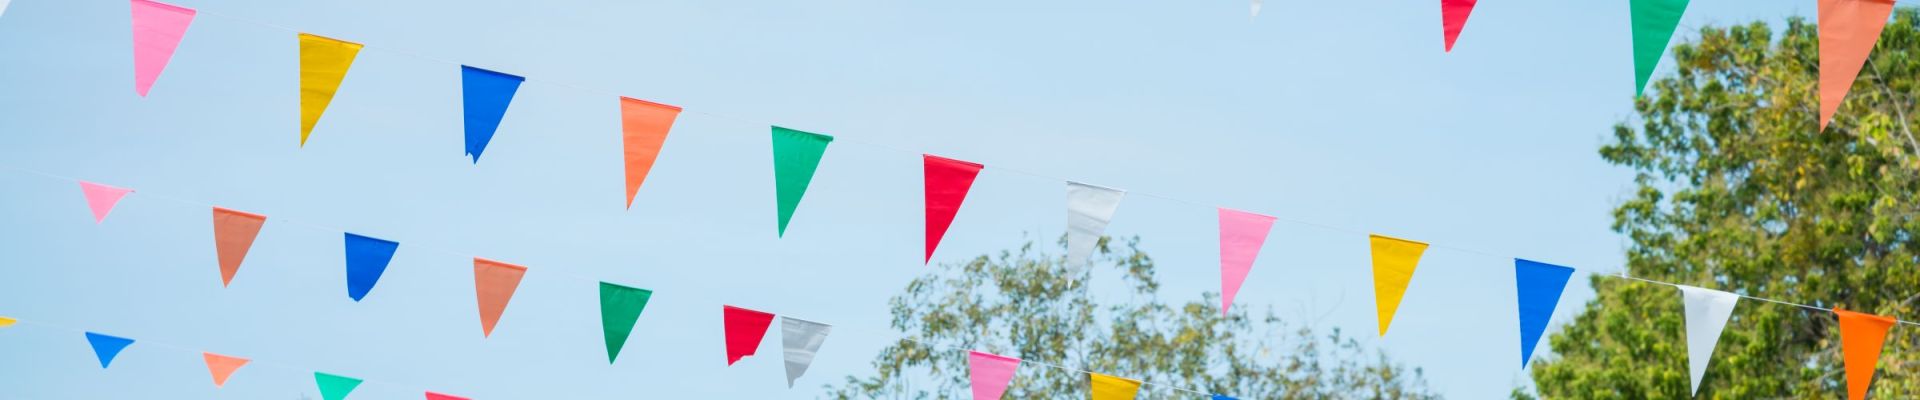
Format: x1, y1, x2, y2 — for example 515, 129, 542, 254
1834, 308, 1896, 400
0, 316, 15, 328
1676, 285, 1737, 396
343, 233, 398, 302
724, 305, 775, 365
1629, 0, 1690, 95
619, 97, 682, 208
297, 33, 363, 147
771, 126, 832, 237
460, 66, 524, 163
129, 0, 194, 97
211, 207, 266, 287
314, 372, 362, 400
473, 257, 527, 338
780, 316, 831, 387
425, 392, 469, 400
1816, 0, 1897, 129
1441, 0, 1478, 52
968, 351, 1020, 400
201, 352, 248, 388
1514, 259, 1574, 368
1217, 208, 1276, 315
1089, 373, 1142, 400
85, 332, 135, 368
1370, 234, 1429, 335
598, 282, 653, 364
1065, 181, 1124, 274
79, 181, 133, 223
924, 154, 984, 264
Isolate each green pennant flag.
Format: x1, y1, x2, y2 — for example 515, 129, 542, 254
771, 126, 832, 237
1631, 0, 1690, 96
314, 372, 362, 400
600, 281, 654, 363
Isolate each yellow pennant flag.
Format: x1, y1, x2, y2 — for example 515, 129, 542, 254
1370, 234, 1429, 336
1089, 373, 1142, 400
0, 316, 15, 328
298, 33, 363, 147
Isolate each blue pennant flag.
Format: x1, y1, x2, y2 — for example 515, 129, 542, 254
1213, 395, 1239, 400
84, 332, 135, 368
344, 233, 399, 301
461, 65, 524, 163
1515, 258, 1574, 368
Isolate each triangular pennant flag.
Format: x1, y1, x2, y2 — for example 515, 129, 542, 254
1834, 308, 1896, 400
424, 392, 470, 400
1515, 259, 1574, 368
780, 316, 832, 388
1065, 182, 1125, 274
620, 97, 682, 208
79, 181, 133, 223
129, 0, 195, 97
1088, 373, 1142, 400
599, 282, 653, 363
1218, 208, 1277, 315
723, 305, 776, 366
298, 33, 363, 147
1817, 0, 1897, 129
314, 372, 362, 400
201, 352, 249, 388
1213, 396, 1238, 400
1370, 234, 1429, 335
968, 351, 1020, 400
343, 233, 398, 302
1, 0, 11, 19
772, 126, 833, 237
0, 316, 16, 327
1676, 285, 1738, 396
1441, 0, 1478, 52
924, 155, 984, 264
473, 257, 528, 337
84, 332, 135, 368
1629, 0, 1690, 96
211, 207, 267, 286
461, 65, 524, 163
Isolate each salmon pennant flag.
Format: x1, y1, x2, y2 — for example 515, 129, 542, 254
620, 97, 682, 208
314, 372, 362, 400
129, 0, 194, 97
1370, 234, 1429, 335
1630, 0, 1690, 96
79, 181, 133, 223
85, 332, 135, 368
1515, 259, 1574, 368
781, 316, 832, 387
968, 351, 1020, 400
0, 316, 15, 328
1218, 208, 1276, 315
298, 33, 362, 147
1817, 0, 1896, 129
425, 392, 469, 400
202, 352, 248, 387
1834, 308, 1896, 400
1089, 373, 1142, 400
724, 305, 776, 366
600, 282, 653, 364
1677, 285, 1738, 396
343, 233, 398, 302
473, 258, 527, 337
772, 127, 833, 237
1066, 182, 1125, 274
1441, 0, 1477, 52
461, 65, 524, 163
211, 207, 266, 286
924, 155, 983, 263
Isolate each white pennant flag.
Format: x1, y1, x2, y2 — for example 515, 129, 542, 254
1066, 181, 1125, 275
1251, 0, 1262, 17
1677, 285, 1739, 396
781, 316, 832, 388
0, 0, 12, 19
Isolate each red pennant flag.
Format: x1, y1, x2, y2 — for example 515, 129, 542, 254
1834, 308, 1897, 400
425, 392, 470, 400
924, 154, 983, 264
201, 352, 248, 388
1817, 0, 1896, 129
620, 97, 682, 208
211, 207, 266, 286
1441, 0, 1478, 52
474, 258, 528, 338
724, 305, 776, 366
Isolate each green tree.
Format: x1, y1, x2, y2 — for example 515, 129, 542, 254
827, 237, 1438, 399
1529, 9, 1920, 398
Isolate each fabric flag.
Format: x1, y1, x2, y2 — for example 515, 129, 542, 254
461, 65, 524, 163
1834, 308, 1896, 400
314, 372, 362, 400
1629, 0, 1690, 96
343, 233, 398, 302
1217, 208, 1276, 315
1, 0, 10, 19
473, 257, 527, 337
599, 282, 653, 364
724, 305, 776, 365
780, 316, 832, 387
129, 0, 195, 97
1817, 0, 1897, 129
1370, 234, 1429, 335
84, 332, 135, 368
298, 33, 362, 147
1677, 285, 1738, 396
1514, 259, 1574, 368
925, 155, 984, 263
620, 97, 682, 208
967, 351, 1020, 400
1441, 0, 1478, 52
211, 207, 267, 287
1213, 396, 1238, 400
424, 392, 469, 400
1088, 373, 1142, 400
0, 316, 15, 328
79, 181, 133, 223
202, 352, 248, 388
772, 126, 833, 237
1065, 182, 1124, 274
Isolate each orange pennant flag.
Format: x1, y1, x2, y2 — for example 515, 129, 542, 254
1834, 308, 1897, 400
620, 97, 682, 209
474, 258, 528, 337
211, 207, 267, 286
202, 352, 249, 388
1816, 0, 1896, 129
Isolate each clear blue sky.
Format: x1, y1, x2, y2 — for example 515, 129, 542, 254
0, 0, 1821, 398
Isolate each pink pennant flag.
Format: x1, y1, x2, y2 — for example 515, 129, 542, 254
129, 0, 195, 97
425, 392, 470, 400
968, 351, 1020, 400
1218, 208, 1277, 315
79, 181, 134, 223
1441, 0, 1478, 52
